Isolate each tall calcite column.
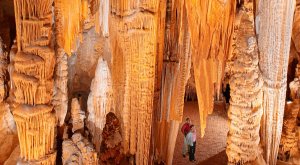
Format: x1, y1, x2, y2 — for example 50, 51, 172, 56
226, 2, 265, 164
256, 0, 296, 164
109, 0, 160, 164
12, 0, 57, 163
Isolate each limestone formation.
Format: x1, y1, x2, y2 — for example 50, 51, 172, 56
0, 0, 299, 164
278, 64, 300, 163
257, 0, 296, 164
71, 98, 85, 133
185, 0, 236, 137
293, 0, 300, 53
153, 0, 191, 164
0, 103, 18, 164
13, 105, 57, 164
11, 0, 57, 163
54, 0, 88, 55
62, 133, 98, 165
53, 48, 68, 126
100, 112, 123, 164
0, 37, 8, 101
226, 2, 264, 164
87, 57, 112, 152
109, 1, 161, 164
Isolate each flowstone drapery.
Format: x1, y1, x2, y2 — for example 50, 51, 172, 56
256, 0, 296, 164
226, 2, 265, 164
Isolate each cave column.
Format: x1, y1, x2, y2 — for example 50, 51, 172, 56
256, 0, 296, 164
12, 0, 56, 164
109, 0, 161, 164
226, 2, 265, 164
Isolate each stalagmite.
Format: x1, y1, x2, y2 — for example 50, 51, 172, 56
52, 48, 68, 126
100, 112, 123, 164
185, 0, 236, 136
62, 133, 98, 165
87, 57, 112, 152
71, 98, 85, 133
109, 1, 161, 164
256, 0, 296, 164
11, 0, 57, 163
225, 2, 265, 164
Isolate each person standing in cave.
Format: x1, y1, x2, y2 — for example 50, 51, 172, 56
181, 117, 191, 157
186, 125, 196, 162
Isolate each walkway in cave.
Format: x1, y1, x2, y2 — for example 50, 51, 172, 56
173, 101, 229, 165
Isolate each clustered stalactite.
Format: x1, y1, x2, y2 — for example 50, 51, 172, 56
257, 0, 296, 164
225, 1, 265, 164
152, 0, 191, 164
11, 0, 57, 163
54, 0, 88, 55
185, 0, 236, 137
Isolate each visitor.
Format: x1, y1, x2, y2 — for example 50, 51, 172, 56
186, 125, 196, 162
181, 117, 191, 157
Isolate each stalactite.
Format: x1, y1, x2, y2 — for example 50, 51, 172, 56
256, 0, 296, 164
87, 57, 112, 152
54, 0, 88, 55
225, 2, 265, 164
109, 1, 160, 164
62, 133, 98, 165
185, 0, 236, 137
153, 0, 191, 164
95, 0, 109, 36
52, 48, 68, 126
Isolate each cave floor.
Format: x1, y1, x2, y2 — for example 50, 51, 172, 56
173, 101, 229, 165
